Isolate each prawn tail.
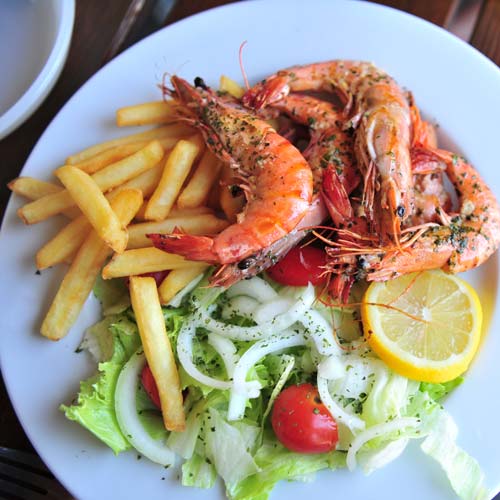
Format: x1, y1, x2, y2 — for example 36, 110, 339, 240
147, 232, 219, 263
242, 76, 290, 109
321, 166, 353, 227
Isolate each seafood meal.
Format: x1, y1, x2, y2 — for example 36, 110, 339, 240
7, 60, 500, 500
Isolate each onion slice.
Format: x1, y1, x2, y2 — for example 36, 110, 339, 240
115, 350, 176, 466
228, 331, 307, 421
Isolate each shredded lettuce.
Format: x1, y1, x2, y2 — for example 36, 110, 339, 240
63, 274, 486, 500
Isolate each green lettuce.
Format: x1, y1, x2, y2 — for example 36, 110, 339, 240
61, 313, 141, 453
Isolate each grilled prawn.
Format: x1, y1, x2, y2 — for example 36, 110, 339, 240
243, 60, 413, 243
148, 76, 313, 265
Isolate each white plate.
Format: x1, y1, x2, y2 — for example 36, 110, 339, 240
0, 0, 75, 139
1, 1, 499, 499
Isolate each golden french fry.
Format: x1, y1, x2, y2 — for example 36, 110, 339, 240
219, 163, 245, 223
135, 202, 214, 222
177, 149, 222, 208
36, 216, 91, 270
66, 123, 193, 164
110, 162, 164, 200
145, 137, 203, 221
90, 140, 164, 192
8, 177, 62, 199
41, 189, 143, 340
102, 248, 197, 279
219, 75, 245, 99
129, 277, 185, 431
127, 214, 229, 249
56, 166, 128, 253
116, 101, 180, 127
72, 142, 148, 174
8, 177, 81, 219
167, 206, 214, 217
158, 265, 208, 305
18, 141, 163, 224
73, 138, 181, 175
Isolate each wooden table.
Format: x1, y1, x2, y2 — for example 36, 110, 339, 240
0, 0, 499, 497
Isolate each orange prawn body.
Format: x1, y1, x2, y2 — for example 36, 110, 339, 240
149, 76, 313, 265
330, 149, 500, 282
243, 60, 413, 242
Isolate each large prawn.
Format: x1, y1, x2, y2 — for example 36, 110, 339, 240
243, 60, 413, 244
148, 76, 313, 265
323, 148, 500, 282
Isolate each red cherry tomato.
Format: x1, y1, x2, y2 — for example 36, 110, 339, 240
141, 364, 161, 409
271, 383, 338, 454
125, 270, 170, 288
267, 246, 327, 286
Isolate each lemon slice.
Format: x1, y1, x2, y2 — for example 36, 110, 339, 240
361, 270, 482, 383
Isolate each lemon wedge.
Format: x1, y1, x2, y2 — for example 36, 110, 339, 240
361, 270, 482, 383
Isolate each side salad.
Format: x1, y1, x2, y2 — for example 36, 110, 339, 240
62, 271, 488, 500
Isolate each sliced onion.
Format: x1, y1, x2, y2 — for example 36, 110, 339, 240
346, 417, 420, 471
177, 323, 232, 390
228, 331, 307, 421
300, 309, 342, 356
198, 283, 315, 341
252, 297, 294, 325
221, 296, 259, 320
317, 374, 366, 434
207, 332, 239, 378
115, 350, 176, 466
226, 276, 278, 302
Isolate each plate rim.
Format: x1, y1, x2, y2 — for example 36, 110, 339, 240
1, 1, 500, 499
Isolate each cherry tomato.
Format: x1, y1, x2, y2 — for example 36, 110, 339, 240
267, 246, 327, 286
125, 270, 170, 288
271, 383, 338, 454
141, 364, 161, 409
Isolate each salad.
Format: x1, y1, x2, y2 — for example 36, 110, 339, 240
62, 269, 487, 500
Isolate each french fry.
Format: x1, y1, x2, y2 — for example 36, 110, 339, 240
55, 166, 128, 253
41, 189, 143, 340
116, 101, 180, 127
127, 214, 229, 249
73, 137, 180, 174
129, 277, 185, 431
18, 141, 163, 224
66, 123, 193, 164
158, 265, 208, 305
36, 215, 91, 270
219, 75, 245, 99
90, 140, 164, 192
219, 163, 245, 223
145, 137, 203, 221
102, 248, 197, 279
177, 149, 222, 208
109, 162, 164, 200
8, 177, 81, 219
134, 202, 214, 222
168, 205, 214, 217
8, 177, 62, 198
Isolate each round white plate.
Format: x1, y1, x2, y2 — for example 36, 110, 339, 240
1, 1, 499, 499
0, 0, 75, 139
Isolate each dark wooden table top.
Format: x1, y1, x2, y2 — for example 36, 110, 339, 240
1, 0, 499, 498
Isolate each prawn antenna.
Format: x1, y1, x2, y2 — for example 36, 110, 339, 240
239, 41, 250, 90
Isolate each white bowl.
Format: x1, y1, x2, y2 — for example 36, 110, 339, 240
0, 0, 75, 140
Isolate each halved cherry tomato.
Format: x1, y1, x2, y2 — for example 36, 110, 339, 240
271, 383, 338, 454
267, 246, 327, 286
141, 363, 161, 409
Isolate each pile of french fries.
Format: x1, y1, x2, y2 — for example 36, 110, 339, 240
8, 76, 247, 432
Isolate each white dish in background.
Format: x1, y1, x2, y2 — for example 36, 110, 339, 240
0, 0, 75, 139
1, 0, 500, 499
